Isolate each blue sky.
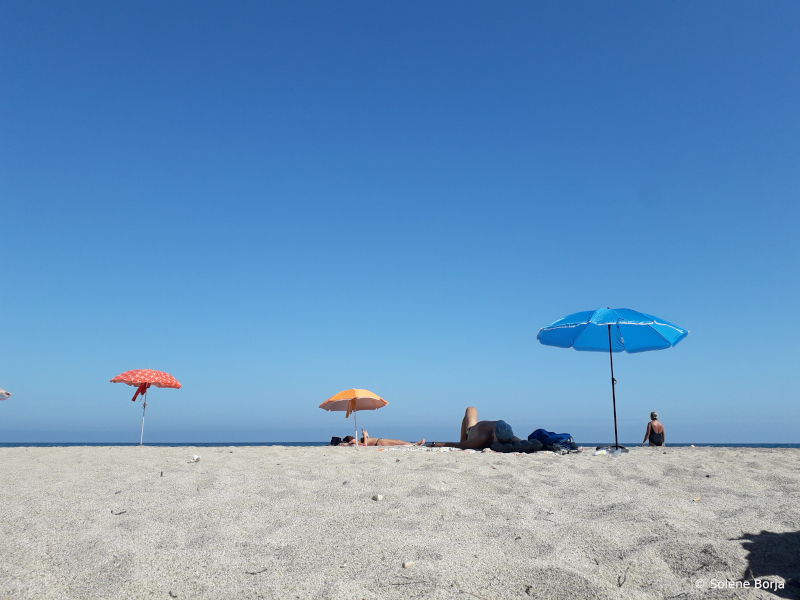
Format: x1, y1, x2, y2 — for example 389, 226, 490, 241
1, 1, 798, 444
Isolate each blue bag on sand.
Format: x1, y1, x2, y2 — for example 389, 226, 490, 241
528, 429, 577, 450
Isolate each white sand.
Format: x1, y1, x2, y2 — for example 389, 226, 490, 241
1, 446, 798, 599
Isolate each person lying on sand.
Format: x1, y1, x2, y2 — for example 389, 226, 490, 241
428, 407, 518, 449
642, 411, 665, 446
340, 429, 425, 447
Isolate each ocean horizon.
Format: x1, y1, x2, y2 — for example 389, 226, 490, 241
2, 442, 799, 448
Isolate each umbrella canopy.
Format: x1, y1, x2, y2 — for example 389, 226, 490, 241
110, 369, 181, 445
537, 308, 688, 353
0, 388, 10, 401
537, 308, 688, 449
111, 369, 182, 400
319, 389, 388, 417
320, 389, 388, 445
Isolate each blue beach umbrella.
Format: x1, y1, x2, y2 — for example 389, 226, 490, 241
537, 308, 688, 449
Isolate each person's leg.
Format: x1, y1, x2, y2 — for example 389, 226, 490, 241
461, 407, 479, 442
429, 408, 486, 449
435, 419, 494, 449
375, 438, 426, 446
363, 429, 424, 446
360, 430, 378, 446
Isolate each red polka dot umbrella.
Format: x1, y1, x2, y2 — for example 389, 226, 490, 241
110, 369, 181, 445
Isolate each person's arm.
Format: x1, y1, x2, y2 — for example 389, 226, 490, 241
642, 422, 651, 446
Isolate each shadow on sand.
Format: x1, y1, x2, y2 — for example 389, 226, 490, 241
737, 530, 800, 599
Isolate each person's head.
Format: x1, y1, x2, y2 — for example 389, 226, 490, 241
650, 411, 658, 421
342, 435, 355, 444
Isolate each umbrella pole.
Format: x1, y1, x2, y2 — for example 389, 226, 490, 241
354, 410, 359, 450
607, 324, 619, 449
140, 389, 147, 446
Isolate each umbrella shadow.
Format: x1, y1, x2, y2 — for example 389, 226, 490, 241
736, 530, 800, 598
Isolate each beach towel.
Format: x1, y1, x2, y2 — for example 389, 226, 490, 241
490, 439, 543, 453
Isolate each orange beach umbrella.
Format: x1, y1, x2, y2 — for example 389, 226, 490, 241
111, 369, 181, 445
319, 389, 388, 445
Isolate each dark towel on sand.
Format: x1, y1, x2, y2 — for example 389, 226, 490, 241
490, 439, 543, 453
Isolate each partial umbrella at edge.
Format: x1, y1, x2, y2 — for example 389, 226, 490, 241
0, 388, 10, 401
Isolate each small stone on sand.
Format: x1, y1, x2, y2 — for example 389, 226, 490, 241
372, 494, 383, 501
403, 561, 414, 568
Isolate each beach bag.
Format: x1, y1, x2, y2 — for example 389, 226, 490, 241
528, 429, 577, 451
330, 436, 342, 446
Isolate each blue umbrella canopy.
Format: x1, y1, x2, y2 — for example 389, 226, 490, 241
537, 308, 688, 353
537, 308, 688, 449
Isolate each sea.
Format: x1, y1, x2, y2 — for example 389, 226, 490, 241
1, 442, 799, 448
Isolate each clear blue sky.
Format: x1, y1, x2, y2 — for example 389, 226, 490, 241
1, 1, 798, 444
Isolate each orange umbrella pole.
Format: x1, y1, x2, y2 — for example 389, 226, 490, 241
140, 389, 147, 446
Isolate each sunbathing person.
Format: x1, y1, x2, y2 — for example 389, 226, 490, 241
340, 429, 425, 447
641, 411, 665, 446
428, 407, 518, 449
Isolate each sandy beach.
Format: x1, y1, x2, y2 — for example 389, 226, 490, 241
1, 446, 798, 599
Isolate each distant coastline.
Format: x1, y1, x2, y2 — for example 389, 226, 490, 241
1, 442, 799, 448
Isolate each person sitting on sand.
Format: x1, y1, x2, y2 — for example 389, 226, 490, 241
642, 411, 665, 446
428, 407, 518, 449
340, 429, 425, 447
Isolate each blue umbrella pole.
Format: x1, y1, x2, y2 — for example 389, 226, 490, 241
607, 325, 620, 449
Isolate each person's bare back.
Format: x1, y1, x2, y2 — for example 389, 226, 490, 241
642, 411, 665, 446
